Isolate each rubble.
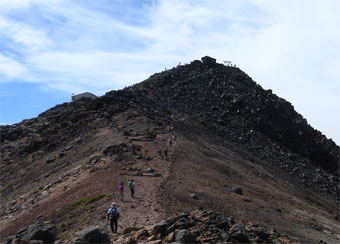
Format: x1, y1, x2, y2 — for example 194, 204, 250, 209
112, 210, 300, 244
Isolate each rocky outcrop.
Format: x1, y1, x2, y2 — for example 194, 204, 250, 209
3, 221, 56, 243
71, 225, 110, 244
102, 143, 141, 156
131, 58, 339, 175
114, 210, 300, 243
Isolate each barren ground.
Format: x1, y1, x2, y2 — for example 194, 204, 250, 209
1, 114, 339, 243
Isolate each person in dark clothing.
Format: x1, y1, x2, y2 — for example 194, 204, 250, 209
107, 202, 120, 233
128, 179, 135, 198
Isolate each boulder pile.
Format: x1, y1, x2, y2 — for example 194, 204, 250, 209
2, 211, 310, 243
130, 57, 339, 175
114, 210, 301, 243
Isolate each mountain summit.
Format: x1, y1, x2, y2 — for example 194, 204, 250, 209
1, 57, 339, 243
129, 56, 339, 174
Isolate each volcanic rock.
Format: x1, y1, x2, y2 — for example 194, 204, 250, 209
71, 225, 110, 244
232, 187, 243, 195
4, 221, 57, 243
175, 229, 197, 243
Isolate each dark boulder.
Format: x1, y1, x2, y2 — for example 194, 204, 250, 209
175, 229, 197, 243
14, 221, 57, 243
175, 218, 190, 229
190, 193, 199, 200
102, 144, 125, 156
151, 220, 167, 235
228, 224, 249, 242
71, 225, 110, 243
232, 187, 243, 195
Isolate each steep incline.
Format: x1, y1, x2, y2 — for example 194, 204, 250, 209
1, 57, 339, 243
132, 58, 339, 175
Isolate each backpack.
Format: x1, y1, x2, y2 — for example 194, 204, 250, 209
109, 207, 118, 219
128, 181, 134, 189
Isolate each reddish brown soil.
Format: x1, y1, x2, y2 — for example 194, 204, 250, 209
1, 115, 339, 243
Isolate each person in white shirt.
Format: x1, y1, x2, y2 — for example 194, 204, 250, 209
107, 202, 120, 233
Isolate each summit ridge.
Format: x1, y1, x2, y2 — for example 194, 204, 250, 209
1, 57, 339, 243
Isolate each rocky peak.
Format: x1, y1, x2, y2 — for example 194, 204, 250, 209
129, 57, 339, 175
1, 56, 339, 243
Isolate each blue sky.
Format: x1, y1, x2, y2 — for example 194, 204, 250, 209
0, 0, 339, 145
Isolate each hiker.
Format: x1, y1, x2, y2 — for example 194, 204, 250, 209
107, 202, 120, 233
158, 148, 162, 157
128, 179, 135, 198
169, 138, 172, 147
118, 182, 124, 201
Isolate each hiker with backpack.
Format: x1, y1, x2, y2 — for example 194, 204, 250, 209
128, 179, 135, 198
107, 202, 120, 233
118, 182, 124, 201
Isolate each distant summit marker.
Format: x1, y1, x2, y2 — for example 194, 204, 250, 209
201, 56, 216, 64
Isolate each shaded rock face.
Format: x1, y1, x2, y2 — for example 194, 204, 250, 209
4, 221, 56, 243
71, 225, 110, 244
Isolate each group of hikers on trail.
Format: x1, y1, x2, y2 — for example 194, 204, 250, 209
118, 179, 135, 201
107, 118, 175, 234
108, 179, 135, 234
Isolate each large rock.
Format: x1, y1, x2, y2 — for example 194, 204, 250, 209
151, 220, 167, 235
190, 193, 198, 200
166, 213, 190, 226
228, 224, 249, 242
103, 144, 123, 156
14, 221, 57, 243
71, 225, 110, 244
175, 229, 197, 243
232, 187, 243, 195
174, 218, 190, 229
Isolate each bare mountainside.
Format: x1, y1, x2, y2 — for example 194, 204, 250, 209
1, 57, 339, 243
